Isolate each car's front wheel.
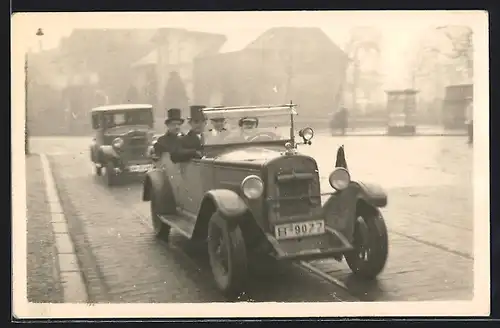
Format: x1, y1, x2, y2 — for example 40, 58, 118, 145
344, 207, 388, 280
207, 212, 248, 298
104, 162, 117, 187
93, 164, 102, 176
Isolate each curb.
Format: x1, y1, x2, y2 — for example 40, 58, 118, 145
40, 154, 89, 303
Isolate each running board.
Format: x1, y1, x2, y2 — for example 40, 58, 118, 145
158, 214, 196, 239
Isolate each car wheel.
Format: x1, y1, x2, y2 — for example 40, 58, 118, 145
207, 212, 248, 298
94, 164, 102, 176
150, 194, 171, 241
104, 162, 117, 187
344, 210, 388, 280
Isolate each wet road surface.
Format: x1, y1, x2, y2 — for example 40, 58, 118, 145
30, 135, 473, 302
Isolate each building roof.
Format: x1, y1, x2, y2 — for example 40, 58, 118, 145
132, 28, 227, 67
218, 29, 267, 54
246, 27, 345, 56
60, 28, 158, 71
91, 104, 153, 112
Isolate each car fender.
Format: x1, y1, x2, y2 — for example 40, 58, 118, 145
99, 145, 120, 162
90, 143, 97, 162
203, 189, 248, 218
142, 168, 166, 202
191, 189, 249, 242
352, 181, 388, 208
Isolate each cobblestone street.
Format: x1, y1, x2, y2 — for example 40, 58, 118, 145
28, 135, 474, 302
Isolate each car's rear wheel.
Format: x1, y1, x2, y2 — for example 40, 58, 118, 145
207, 212, 247, 298
151, 194, 171, 241
344, 208, 388, 280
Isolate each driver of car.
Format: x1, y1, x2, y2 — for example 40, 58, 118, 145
239, 117, 259, 140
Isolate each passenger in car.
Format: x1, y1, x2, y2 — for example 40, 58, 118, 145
170, 105, 207, 163
239, 117, 259, 140
153, 108, 185, 156
208, 116, 228, 137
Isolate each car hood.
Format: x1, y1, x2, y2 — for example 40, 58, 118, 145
213, 147, 284, 165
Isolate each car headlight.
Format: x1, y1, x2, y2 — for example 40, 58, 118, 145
241, 175, 264, 199
299, 127, 314, 141
112, 137, 124, 149
328, 168, 351, 190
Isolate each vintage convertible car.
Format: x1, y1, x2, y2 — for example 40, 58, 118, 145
89, 104, 156, 186
142, 103, 389, 296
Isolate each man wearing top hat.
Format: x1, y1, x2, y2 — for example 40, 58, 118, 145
170, 105, 208, 163
153, 108, 185, 157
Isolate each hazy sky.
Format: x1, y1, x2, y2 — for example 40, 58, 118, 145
13, 11, 483, 88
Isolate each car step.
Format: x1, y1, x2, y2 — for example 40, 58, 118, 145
159, 214, 196, 239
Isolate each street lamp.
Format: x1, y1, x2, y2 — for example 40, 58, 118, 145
25, 28, 44, 156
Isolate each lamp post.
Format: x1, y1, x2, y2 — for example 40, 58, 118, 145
25, 28, 44, 156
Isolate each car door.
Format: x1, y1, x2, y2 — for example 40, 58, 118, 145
177, 158, 214, 216
159, 153, 183, 209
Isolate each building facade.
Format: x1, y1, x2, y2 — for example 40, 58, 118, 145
192, 27, 348, 121
131, 28, 226, 129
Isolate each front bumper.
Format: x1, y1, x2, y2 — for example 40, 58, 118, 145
265, 225, 354, 262
114, 161, 154, 175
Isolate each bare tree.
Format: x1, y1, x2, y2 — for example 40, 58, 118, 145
344, 27, 382, 113
435, 25, 473, 81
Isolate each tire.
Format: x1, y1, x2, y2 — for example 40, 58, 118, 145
151, 194, 171, 241
94, 164, 102, 176
344, 209, 388, 279
104, 162, 117, 187
207, 212, 248, 297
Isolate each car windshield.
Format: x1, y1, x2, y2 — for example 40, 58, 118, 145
103, 109, 153, 128
202, 106, 295, 146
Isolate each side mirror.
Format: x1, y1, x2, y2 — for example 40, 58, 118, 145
298, 127, 314, 145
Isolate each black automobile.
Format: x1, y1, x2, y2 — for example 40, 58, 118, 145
89, 104, 156, 186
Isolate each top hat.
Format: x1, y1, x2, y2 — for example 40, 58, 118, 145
188, 105, 207, 122
165, 108, 184, 125
238, 117, 259, 127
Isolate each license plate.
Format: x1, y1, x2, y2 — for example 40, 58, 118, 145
274, 220, 325, 240
128, 164, 152, 173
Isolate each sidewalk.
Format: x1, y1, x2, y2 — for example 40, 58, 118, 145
26, 154, 64, 303
26, 154, 87, 303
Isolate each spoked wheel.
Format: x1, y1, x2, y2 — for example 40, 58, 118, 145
150, 195, 171, 241
344, 209, 388, 280
207, 212, 247, 298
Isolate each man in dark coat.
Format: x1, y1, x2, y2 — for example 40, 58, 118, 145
153, 108, 185, 157
170, 105, 207, 163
